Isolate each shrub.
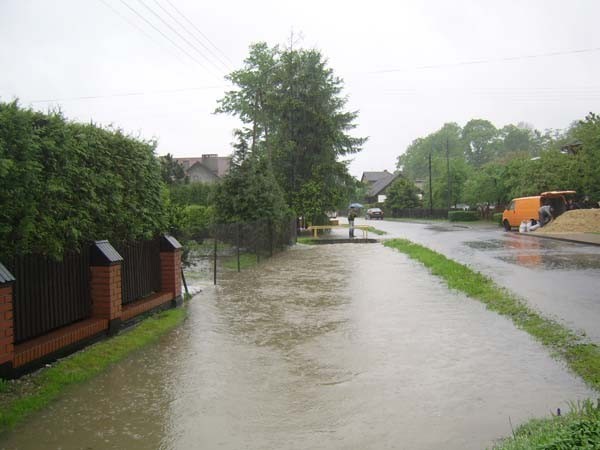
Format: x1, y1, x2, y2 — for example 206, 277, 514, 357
492, 212, 503, 225
181, 205, 215, 238
169, 183, 216, 206
0, 101, 166, 259
447, 211, 479, 222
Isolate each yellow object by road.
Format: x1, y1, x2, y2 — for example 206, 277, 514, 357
308, 225, 369, 239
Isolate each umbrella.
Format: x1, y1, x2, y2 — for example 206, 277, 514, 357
348, 203, 363, 209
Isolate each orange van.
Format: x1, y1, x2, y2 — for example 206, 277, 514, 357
502, 190, 575, 231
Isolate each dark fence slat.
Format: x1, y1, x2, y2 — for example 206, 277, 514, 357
8, 247, 91, 343
389, 208, 450, 219
116, 238, 161, 305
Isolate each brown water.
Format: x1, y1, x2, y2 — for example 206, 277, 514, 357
0, 244, 595, 450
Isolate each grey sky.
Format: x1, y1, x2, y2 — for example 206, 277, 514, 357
2, 0, 600, 177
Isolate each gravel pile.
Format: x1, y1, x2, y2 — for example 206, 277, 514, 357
536, 209, 600, 233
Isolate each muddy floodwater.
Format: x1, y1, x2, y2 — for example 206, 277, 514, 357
1, 244, 596, 450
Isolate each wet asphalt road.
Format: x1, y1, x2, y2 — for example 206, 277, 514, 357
354, 218, 600, 343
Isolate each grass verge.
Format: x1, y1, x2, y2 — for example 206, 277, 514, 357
492, 400, 600, 449
0, 307, 186, 435
384, 238, 600, 448
384, 239, 600, 389
222, 252, 259, 270
297, 237, 318, 245
365, 226, 387, 235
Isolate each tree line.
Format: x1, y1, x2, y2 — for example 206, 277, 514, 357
391, 115, 600, 210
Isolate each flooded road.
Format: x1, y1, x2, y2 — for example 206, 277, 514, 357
359, 219, 600, 343
1, 244, 596, 450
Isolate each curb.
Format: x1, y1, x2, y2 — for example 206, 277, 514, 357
519, 232, 600, 247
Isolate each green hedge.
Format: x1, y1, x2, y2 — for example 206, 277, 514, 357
447, 211, 479, 222
0, 101, 166, 259
169, 183, 216, 206
492, 212, 503, 225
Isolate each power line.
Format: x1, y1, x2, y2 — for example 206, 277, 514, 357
135, 0, 226, 76
384, 85, 600, 94
372, 46, 600, 74
164, 0, 234, 67
118, 0, 219, 78
97, 0, 189, 68
24, 85, 227, 104
150, 0, 232, 72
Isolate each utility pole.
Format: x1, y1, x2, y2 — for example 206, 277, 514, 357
428, 152, 433, 217
446, 135, 451, 209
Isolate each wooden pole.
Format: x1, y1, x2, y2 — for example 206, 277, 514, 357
213, 235, 217, 285
428, 152, 433, 217
236, 223, 241, 272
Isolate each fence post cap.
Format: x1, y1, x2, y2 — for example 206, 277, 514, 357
90, 240, 124, 266
0, 262, 15, 284
160, 235, 182, 252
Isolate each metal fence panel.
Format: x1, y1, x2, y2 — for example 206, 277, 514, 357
389, 208, 450, 219
184, 217, 297, 285
116, 238, 161, 305
8, 248, 91, 343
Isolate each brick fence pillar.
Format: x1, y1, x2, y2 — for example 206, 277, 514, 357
90, 241, 124, 335
160, 235, 183, 306
0, 263, 15, 378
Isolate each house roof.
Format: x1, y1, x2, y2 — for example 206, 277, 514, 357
368, 172, 401, 197
187, 162, 220, 181
0, 262, 15, 284
214, 157, 231, 178
175, 155, 231, 178
361, 170, 390, 184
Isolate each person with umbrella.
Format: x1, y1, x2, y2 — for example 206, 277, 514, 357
348, 203, 362, 238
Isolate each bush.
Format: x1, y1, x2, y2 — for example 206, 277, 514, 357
169, 183, 216, 206
0, 101, 166, 259
492, 212, 503, 225
448, 211, 479, 222
181, 205, 215, 238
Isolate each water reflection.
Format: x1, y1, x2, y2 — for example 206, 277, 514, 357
464, 236, 600, 271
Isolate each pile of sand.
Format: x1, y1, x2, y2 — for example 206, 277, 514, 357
536, 209, 600, 233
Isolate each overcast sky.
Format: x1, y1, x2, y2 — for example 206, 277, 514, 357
2, 0, 600, 177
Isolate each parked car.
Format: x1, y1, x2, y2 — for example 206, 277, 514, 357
501, 190, 575, 231
365, 207, 384, 220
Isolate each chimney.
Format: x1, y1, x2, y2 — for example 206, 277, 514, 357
201, 154, 219, 173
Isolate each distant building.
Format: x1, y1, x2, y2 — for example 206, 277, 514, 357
361, 170, 392, 187
175, 154, 231, 183
361, 170, 402, 204
560, 140, 582, 155
414, 179, 426, 192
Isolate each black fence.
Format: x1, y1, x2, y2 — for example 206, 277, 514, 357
116, 238, 162, 305
5, 238, 163, 343
388, 208, 450, 220
183, 217, 297, 284
7, 248, 91, 344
